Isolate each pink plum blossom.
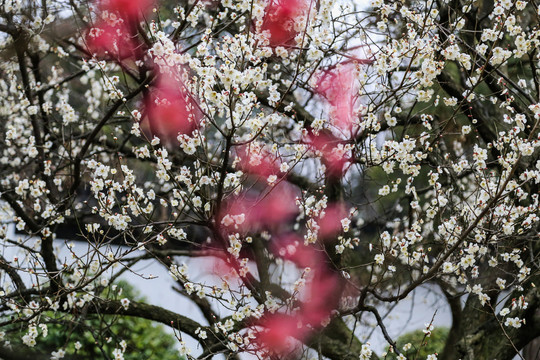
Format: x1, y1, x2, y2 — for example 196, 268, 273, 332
145, 72, 201, 142
258, 236, 342, 354
255, 314, 308, 355
316, 202, 348, 239
85, 20, 140, 60
306, 131, 351, 177
260, 0, 310, 47
85, 0, 154, 60
235, 145, 282, 179
220, 182, 298, 233
272, 233, 319, 268
98, 0, 154, 21
315, 62, 360, 133
301, 268, 341, 325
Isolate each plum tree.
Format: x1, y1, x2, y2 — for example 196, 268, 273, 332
0, 0, 539, 359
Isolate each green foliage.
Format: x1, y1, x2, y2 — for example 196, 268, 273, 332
385, 327, 449, 360
5, 281, 184, 360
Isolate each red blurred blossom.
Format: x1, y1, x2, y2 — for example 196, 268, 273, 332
307, 131, 351, 178
260, 0, 309, 47
255, 314, 308, 355
315, 62, 360, 133
85, 21, 140, 60
256, 239, 341, 353
271, 236, 341, 321
235, 145, 282, 179
272, 233, 320, 268
145, 71, 201, 142
220, 182, 299, 233
204, 255, 242, 281
301, 269, 341, 325
98, 0, 154, 21
85, 0, 153, 60
316, 202, 348, 239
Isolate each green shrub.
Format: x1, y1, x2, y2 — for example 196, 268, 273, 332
385, 327, 449, 360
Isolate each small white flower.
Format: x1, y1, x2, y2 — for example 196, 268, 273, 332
51, 349, 66, 360
341, 218, 351, 232
112, 348, 124, 360
120, 298, 130, 310
360, 343, 372, 360
195, 327, 208, 339
178, 341, 191, 355
267, 174, 277, 185
500, 308, 510, 316
378, 185, 390, 196
442, 262, 454, 273
504, 317, 522, 328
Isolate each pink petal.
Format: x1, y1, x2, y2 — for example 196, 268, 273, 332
99, 0, 154, 20
206, 256, 240, 280
272, 234, 320, 268
85, 21, 139, 60
316, 63, 359, 133
145, 72, 201, 142
307, 131, 351, 177
235, 145, 282, 179
220, 182, 299, 233
317, 202, 348, 239
301, 269, 341, 325
260, 0, 309, 47
255, 314, 307, 354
